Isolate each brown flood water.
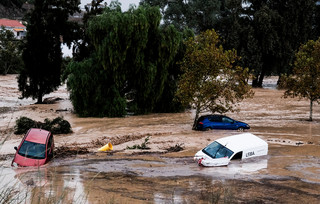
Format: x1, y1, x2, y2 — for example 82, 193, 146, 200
1, 75, 320, 203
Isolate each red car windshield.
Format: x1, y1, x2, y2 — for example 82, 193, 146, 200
18, 140, 46, 159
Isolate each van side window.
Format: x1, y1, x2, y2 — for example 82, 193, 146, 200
232, 152, 243, 160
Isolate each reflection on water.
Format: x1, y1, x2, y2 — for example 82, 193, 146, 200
4, 156, 267, 203
64, 156, 268, 180
1, 153, 320, 203
63, 168, 88, 203
198, 158, 268, 178
0, 164, 88, 203
153, 192, 184, 204
0, 156, 268, 203
0, 166, 29, 202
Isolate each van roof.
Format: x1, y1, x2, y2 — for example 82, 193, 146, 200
216, 133, 267, 153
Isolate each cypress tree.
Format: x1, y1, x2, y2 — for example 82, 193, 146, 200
18, 0, 79, 103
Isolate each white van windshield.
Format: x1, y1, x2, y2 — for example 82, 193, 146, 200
202, 141, 233, 159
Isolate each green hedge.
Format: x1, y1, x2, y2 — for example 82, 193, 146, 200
14, 116, 72, 134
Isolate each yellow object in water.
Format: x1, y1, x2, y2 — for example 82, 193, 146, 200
98, 142, 113, 151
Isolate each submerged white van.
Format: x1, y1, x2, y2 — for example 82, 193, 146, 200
194, 133, 268, 167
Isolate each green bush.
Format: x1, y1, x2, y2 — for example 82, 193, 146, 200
45, 117, 72, 134
14, 116, 72, 134
14, 117, 36, 134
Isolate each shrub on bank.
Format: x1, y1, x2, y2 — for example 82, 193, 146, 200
14, 116, 72, 134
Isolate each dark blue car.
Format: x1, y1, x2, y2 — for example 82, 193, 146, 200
195, 115, 250, 131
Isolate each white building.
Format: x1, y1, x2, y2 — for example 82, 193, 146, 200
0, 18, 26, 39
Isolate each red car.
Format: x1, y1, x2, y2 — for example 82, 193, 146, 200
12, 128, 54, 167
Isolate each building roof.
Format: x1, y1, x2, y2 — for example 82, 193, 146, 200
0, 19, 25, 28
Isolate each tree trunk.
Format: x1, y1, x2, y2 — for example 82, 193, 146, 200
309, 100, 313, 121
37, 94, 43, 104
277, 75, 283, 89
192, 108, 200, 130
257, 69, 265, 88
4, 62, 8, 75
252, 69, 266, 88
252, 75, 259, 87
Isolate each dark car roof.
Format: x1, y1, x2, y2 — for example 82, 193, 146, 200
198, 114, 224, 119
25, 128, 51, 144
200, 114, 225, 117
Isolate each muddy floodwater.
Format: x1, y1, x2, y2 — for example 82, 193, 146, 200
0, 75, 320, 203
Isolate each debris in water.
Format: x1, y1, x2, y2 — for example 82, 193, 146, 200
98, 142, 113, 151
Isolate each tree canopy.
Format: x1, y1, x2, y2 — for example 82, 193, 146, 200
65, 4, 189, 117
18, 0, 79, 103
141, 0, 320, 87
282, 38, 320, 121
0, 27, 23, 75
72, 0, 105, 62
175, 29, 253, 129
0, 0, 26, 8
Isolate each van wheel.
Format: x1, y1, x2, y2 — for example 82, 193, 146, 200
205, 127, 210, 131
237, 127, 244, 132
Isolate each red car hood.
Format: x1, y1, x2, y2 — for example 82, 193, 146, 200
12, 154, 47, 167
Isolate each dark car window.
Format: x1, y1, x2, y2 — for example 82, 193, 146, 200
208, 115, 221, 122
222, 117, 234, 123
18, 140, 46, 159
202, 141, 234, 159
197, 116, 205, 122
